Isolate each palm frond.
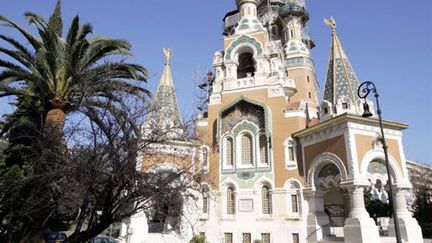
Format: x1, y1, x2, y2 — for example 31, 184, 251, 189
80, 39, 132, 69
0, 34, 34, 61
48, 0, 63, 37
0, 15, 42, 50
0, 47, 32, 70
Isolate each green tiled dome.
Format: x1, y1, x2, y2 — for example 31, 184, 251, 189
278, 3, 309, 22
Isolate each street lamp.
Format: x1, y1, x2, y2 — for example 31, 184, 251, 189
357, 81, 402, 243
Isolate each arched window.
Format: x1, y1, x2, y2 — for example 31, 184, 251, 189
286, 180, 302, 217
201, 147, 209, 173
262, 185, 271, 214
291, 194, 298, 213
226, 137, 234, 166
241, 134, 253, 165
259, 135, 268, 165
227, 186, 236, 214
237, 52, 255, 78
285, 138, 297, 169
203, 195, 209, 214
201, 185, 210, 215
288, 142, 294, 161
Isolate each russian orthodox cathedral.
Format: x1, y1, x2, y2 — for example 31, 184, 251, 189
121, 0, 423, 242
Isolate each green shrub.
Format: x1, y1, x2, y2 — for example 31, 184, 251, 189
190, 235, 206, 243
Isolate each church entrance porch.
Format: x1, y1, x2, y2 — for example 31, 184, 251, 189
305, 156, 351, 242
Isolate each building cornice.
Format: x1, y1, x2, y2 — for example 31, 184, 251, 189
292, 113, 408, 138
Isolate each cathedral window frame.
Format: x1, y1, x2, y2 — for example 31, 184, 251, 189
257, 132, 270, 168
221, 181, 239, 219
284, 179, 303, 219
236, 130, 255, 169
226, 186, 236, 215
222, 135, 235, 170
200, 145, 210, 174
200, 184, 211, 219
254, 179, 273, 217
261, 185, 272, 215
284, 138, 297, 170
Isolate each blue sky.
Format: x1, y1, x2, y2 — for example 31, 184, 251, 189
0, 0, 431, 164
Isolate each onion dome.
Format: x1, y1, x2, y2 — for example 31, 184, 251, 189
278, 2, 309, 23
285, 39, 310, 56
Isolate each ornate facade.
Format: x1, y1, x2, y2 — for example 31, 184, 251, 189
122, 1, 423, 242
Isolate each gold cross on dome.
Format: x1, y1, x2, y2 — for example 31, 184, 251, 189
163, 48, 172, 64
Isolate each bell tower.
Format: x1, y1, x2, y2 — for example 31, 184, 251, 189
277, 0, 319, 115
197, 0, 323, 196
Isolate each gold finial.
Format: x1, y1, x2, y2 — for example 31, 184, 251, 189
163, 48, 172, 64
324, 17, 337, 32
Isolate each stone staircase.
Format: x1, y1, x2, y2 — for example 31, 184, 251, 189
317, 227, 402, 243
318, 227, 344, 243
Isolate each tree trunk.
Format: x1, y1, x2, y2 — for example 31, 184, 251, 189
74, 193, 90, 234
45, 107, 66, 130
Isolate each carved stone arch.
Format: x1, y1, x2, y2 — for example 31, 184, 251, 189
218, 96, 271, 134
367, 173, 388, 186
283, 178, 303, 191
221, 178, 240, 192
232, 120, 259, 137
253, 177, 274, 192
225, 35, 263, 61
360, 149, 404, 184
307, 152, 348, 190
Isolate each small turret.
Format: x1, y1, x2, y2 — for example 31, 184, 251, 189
236, 0, 261, 18
320, 17, 374, 120
234, 0, 265, 35
142, 49, 184, 140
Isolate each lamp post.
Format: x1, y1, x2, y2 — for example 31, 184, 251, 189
357, 81, 402, 243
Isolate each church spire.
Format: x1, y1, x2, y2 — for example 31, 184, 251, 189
322, 17, 362, 116
143, 48, 183, 139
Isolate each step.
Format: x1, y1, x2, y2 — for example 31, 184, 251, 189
319, 236, 344, 243
330, 227, 344, 237
380, 237, 411, 243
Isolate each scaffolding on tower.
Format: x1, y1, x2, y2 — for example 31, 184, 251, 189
192, 65, 215, 119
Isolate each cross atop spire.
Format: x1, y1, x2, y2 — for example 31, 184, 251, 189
322, 17, 362, 116
324, 17, 337, 32
163, 48, 172, 65
142, 49, 184, 139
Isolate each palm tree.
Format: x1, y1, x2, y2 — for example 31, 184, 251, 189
0, 0, 149, 135
0, 2, 150, 241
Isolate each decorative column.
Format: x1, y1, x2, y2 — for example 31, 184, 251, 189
343, 186, 380, 243
304, 189, 330, 243
388, 187, 423, 243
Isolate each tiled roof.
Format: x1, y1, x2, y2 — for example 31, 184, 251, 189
143, 49, 183, 137
323, 26, 361, 107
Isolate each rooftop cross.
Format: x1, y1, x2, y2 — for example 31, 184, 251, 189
163, 48, 172, 65
324, 17, 337, 32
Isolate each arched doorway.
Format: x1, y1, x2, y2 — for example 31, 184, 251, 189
315, 163, 347, 226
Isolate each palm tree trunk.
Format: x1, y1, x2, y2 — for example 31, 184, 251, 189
45, 107, 66, 130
